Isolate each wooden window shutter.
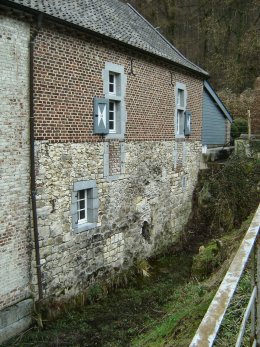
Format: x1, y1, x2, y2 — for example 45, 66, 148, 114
93, 97, 109, 134
184, 111, 192, 135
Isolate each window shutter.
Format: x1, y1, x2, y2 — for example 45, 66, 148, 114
184, 111, 192, 135
71, 191, 78, 229
93, 97, 109, 134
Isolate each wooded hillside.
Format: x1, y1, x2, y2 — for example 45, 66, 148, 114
126, 0, 260, 95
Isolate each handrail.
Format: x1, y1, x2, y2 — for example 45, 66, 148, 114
189, 204, 260, 347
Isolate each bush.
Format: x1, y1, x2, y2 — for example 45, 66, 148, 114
184, 154, 260, 249
231, 118, 248, 139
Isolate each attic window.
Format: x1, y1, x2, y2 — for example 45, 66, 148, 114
109, 73, 116, 94
175, 82, 191, 137
177, 89, 184, 107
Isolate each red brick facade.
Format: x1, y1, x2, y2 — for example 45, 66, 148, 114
34, 23, 203, 143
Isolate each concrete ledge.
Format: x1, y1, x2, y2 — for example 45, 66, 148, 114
203, 146, 234, 162
0, 298, 33, 345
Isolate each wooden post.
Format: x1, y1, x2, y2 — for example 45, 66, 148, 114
248, 109, 251, 141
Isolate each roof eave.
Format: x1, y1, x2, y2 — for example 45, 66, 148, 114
1, 0, 209, 79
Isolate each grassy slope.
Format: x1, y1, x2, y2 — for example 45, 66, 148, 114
131, 216, 253, 347
4, 216, 253, 347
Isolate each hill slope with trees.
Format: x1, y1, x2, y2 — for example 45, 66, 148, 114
127, 0, 259, 93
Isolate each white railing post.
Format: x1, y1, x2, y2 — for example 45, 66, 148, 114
189, 204, 260, 347
250, 246, 256, 344
256, 236, 260, 345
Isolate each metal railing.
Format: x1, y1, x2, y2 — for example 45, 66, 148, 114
190, 204, 260, 347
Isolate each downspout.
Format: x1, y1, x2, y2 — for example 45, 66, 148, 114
29, 14, 43, 301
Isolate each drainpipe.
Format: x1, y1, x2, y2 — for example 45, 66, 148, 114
29, 14, 43, 301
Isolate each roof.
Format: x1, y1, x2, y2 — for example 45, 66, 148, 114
204, 81, 233, 122
2, 0, 208, 77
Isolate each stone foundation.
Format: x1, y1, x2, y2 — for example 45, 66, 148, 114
33, 140, 201, 300
0, 299, 33, 345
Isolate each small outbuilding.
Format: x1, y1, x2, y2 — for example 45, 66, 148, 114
202, 81, 233, 152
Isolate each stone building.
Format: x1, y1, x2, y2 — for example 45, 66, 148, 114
0, 0, 208, 342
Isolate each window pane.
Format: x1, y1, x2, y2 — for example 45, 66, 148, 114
109, 84, 114, 93
109, 73, 115, 93
80, 210, 85, 220
79, 200, 85, 209
109, 121, 114, 130
78, 190, 85, 199
109, 112, 114, 121
109, 74, 114, 83
109, 102, 114, 111
178, 89, 184, 107
178, 110, 185, 134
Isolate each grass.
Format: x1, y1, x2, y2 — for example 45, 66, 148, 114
5, 215, 253, 347
214, 271, 253, 346
131, 282, 215, 347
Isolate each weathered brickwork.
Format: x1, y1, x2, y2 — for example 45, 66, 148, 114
33, 140, 202, 298
109, 141, 121, 176
33, 23, 203, 143
0, 15, 32, 342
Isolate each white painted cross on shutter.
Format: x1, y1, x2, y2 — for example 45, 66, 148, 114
93, 97, 109, 134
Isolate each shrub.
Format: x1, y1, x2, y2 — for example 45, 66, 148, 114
231, 118, 248, 139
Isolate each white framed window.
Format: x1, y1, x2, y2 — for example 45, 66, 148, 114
101, 62, 127, 139
177, 109, 185, 135
109, 101, 116, 133
175, 82, 187, 137
109, 73, 116, 95
177, 89, 185, 108
77, 189, 88, 224
71, 180, 99, 233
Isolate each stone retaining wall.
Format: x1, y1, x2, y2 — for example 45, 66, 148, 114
33, 140, 201, 299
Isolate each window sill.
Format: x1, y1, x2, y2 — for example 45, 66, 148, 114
105, 133, 125, 140
74, 222, 100, 234
105, 174, 125, 182
175, 135, 186, 141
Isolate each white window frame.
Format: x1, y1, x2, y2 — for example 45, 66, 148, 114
109, 72, 116, 95
175, 82, 187, 138
109, 100, 117, 133
77, 189, 88, 225
102, 62, 127, 139
71, 180, 99, 233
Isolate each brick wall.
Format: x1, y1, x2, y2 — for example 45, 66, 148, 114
0, 15, 32, 342
33, 23, 203, 143
109, 141, 121, 176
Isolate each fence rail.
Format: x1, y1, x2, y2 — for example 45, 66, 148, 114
189, 204, 260, 347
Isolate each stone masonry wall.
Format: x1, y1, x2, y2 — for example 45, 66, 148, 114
0, 15, 32, 343
33, 140, 201, 299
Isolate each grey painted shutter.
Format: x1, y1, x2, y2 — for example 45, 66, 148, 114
93, 97, 109, 134
184, 111, 192, 135
71, 191, 78, 230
